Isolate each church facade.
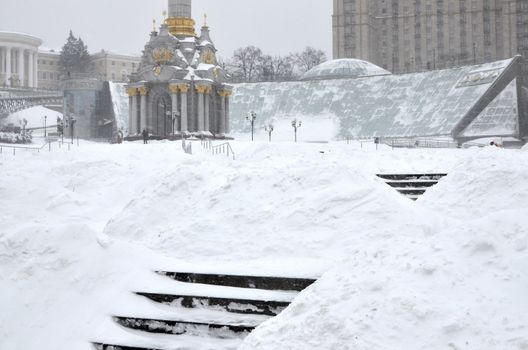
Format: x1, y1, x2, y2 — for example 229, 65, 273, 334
127, 0, 232, 139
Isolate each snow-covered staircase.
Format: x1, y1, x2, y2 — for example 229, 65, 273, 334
377, 173, 447, 200
92, 271, 316, 350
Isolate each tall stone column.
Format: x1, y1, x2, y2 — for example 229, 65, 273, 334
178, 84, 189, 133
138, 86, 148, 132
204, 87, 211, 133
169, 85, 180, 134
5, 47, 11, 87
18, 49, 25, 87
33, 52, 38, 88
28, 52, 34, 88
224, 91, 232, 135
127, 88, 138, 135
218, 90, 227, 136
195, 85, 207, 132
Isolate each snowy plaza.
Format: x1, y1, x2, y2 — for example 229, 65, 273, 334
1, 0, 528, 349
1, 139, 527, 349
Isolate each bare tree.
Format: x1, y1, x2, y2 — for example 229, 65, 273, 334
261, 55, 297, 82
230, 46, 265, 83
294, 47, 327, 74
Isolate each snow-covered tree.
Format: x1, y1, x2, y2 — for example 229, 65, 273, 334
59, 31, 93, 76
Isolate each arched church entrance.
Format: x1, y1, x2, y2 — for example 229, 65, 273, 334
153, 93, 172, 137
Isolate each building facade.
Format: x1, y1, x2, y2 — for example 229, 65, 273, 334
0, 31, 42, 88
37, 49, 61, 90
127, 0, 232, 139
92, 51, 141, 82
333, 0, 528, 74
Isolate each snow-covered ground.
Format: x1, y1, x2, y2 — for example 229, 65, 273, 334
0, 138, 527, 349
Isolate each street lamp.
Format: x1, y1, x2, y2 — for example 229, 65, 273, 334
44, 115, 47, 138
291, 119, 302, 143
246, 111, 257, 141
264, 121, 274, 142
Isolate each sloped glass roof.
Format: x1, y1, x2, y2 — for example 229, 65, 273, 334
301, 59, 391, 81
231, 58, 518, 140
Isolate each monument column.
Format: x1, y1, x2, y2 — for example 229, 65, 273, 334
5, 47, 11, 87
218, 90, 227, 136
204, 86, 211, 133
138, 86, 148, 132
169, 84, 180, 134
127, 88, 138, 135
18, 49, 25, 87
178, 84, 189, 133
224, 91, 232, 135
195, 84, 207, 132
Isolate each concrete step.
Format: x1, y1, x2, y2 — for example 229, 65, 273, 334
156, 271, 316, 291
136, 292, 289, 316
377, 173, 447, 200
114, 316, 254, 338
396, 188, 427, 196
385, 180, 439, 188
376, 173, 447, 181
93, 344, 161, 350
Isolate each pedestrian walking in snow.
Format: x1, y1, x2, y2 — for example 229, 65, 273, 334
142, 129, 149, 144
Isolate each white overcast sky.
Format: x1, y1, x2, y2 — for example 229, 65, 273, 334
0, 0, 333, 59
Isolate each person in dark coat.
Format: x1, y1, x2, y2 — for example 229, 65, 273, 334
142, 129, 149, 144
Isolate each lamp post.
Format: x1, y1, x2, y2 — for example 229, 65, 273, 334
291, 119, 302, 143
246, 111, 257, 141
265, 122, 274, 142
44, 115, 47, 138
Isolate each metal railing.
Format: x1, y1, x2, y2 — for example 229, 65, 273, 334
201, 139, 235, 160
0, 137, 78, 155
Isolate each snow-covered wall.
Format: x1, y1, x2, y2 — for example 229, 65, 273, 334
231, 59, 518, 140
108, 82, 129, 134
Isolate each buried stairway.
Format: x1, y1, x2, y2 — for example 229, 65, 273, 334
377, 173, 448, 201
93, 271, 317, 350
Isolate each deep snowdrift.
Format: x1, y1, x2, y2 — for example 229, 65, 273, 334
1, 141, 527, 350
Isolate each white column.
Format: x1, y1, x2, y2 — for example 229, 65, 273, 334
33, 52, 38, 88
225, 94, 230, 134
18, 49, 25, 87
131, 94, 138, 135
204, 89, 210, 133
28, 52, 34, 88
180, 86, 189, 133
5, 47, 11, 87
171, 90, 179, 134
196, 88, 205, 132
218, 91, 226, 135
139, 87, 148, 132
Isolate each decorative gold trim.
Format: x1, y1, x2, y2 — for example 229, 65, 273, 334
127, 88, 138, 97
138, 86, 149, 96
165, 17, 196, 37
205, 86, 213, 94
218, 90, 232, 98
195, 85, 208, 94
169, 85, 179, 95
178, 84, 190, 93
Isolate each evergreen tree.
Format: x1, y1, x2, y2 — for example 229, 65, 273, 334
59, 31, 92, 76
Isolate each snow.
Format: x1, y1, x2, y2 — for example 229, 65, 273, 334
231, 59, 518, 140
0, 136, 527, 349
3, 106, 63, 135
301, 58, 392, 81
108, 82, 129, 133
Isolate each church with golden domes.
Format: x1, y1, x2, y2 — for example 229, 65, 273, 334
126, 0, 232, 139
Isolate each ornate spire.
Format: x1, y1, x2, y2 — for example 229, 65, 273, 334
166, 0, 195, 37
